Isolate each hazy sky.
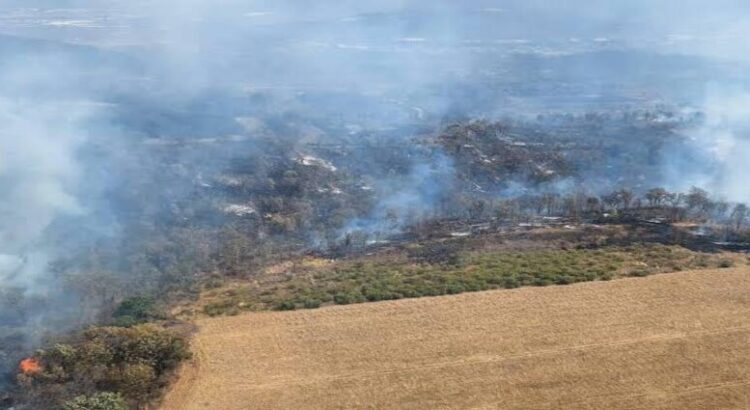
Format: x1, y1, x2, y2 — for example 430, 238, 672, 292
2, 0, 749, 55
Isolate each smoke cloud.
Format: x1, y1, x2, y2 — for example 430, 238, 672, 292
2, 0, 750, 389
0, 99, 89, 288
664, 89, 750, 203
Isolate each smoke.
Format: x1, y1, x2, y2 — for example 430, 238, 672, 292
0, 40, 107, 298
0, 51, 105, 386
0, 99, 89, 288
0, 1, 471, 346
663, 89, 750, 203
342, 153, 454, 240
3, 0, 750, 390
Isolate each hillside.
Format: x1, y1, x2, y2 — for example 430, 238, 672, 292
161, 267, 750, 410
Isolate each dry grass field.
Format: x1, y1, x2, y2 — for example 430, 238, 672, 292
161, 268, 750, 410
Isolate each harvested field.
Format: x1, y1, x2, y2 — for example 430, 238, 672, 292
162, 268, 750, 410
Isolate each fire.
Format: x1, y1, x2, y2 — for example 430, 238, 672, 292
19, 357, 41, 374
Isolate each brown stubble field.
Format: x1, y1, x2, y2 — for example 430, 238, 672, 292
161, 268, 750, 410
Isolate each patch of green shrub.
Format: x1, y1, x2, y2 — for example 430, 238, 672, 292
333, 292, 355, 305
203, 301, 237, 317
302, 299, 322, 309
275, 300, 296, 311
445, 283, 466, 295
27, 324, 191, 408
502, 277, 520, 289
60, 392, 128, 410
629, 268, 650, 277
113, 297, 157, 326
554, 275, 574, 285
206, 244, 728, 315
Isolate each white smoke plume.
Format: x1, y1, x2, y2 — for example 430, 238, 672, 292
0, 98, 90, 289
669, 90, 750, 203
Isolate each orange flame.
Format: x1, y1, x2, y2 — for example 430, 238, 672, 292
19, 357, 41, 374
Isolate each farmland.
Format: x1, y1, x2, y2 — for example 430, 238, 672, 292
161, 267, 750, 410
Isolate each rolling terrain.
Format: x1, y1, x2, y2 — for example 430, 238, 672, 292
161, 267, 750, 410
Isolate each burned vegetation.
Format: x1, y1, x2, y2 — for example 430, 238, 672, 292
2, 104, 750, 409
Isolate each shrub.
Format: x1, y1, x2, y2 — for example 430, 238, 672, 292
629, 268, 650, 277
200, 245, 724, 316
60, 392, 128, 410
113, 297, 157, 325
30, 324, 191, 406
203, 276, 225, 290
517, 274, 534, 286
203, 301, 236, 317
112, 315, 139, 328
693, 255, 710, 268
445, 283, 465, 295
115, 363, 157, 398
502, 277, 520, 289
718, 259, 734, 268
46, 343, 78, 368
333, 292, 353, 305
302, 299, 322, 309
532, 278, 552, 287
275, 300, 296, 311
554, 275, 574, 285
581, 272, 598, 281
364, 291, 383, 302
